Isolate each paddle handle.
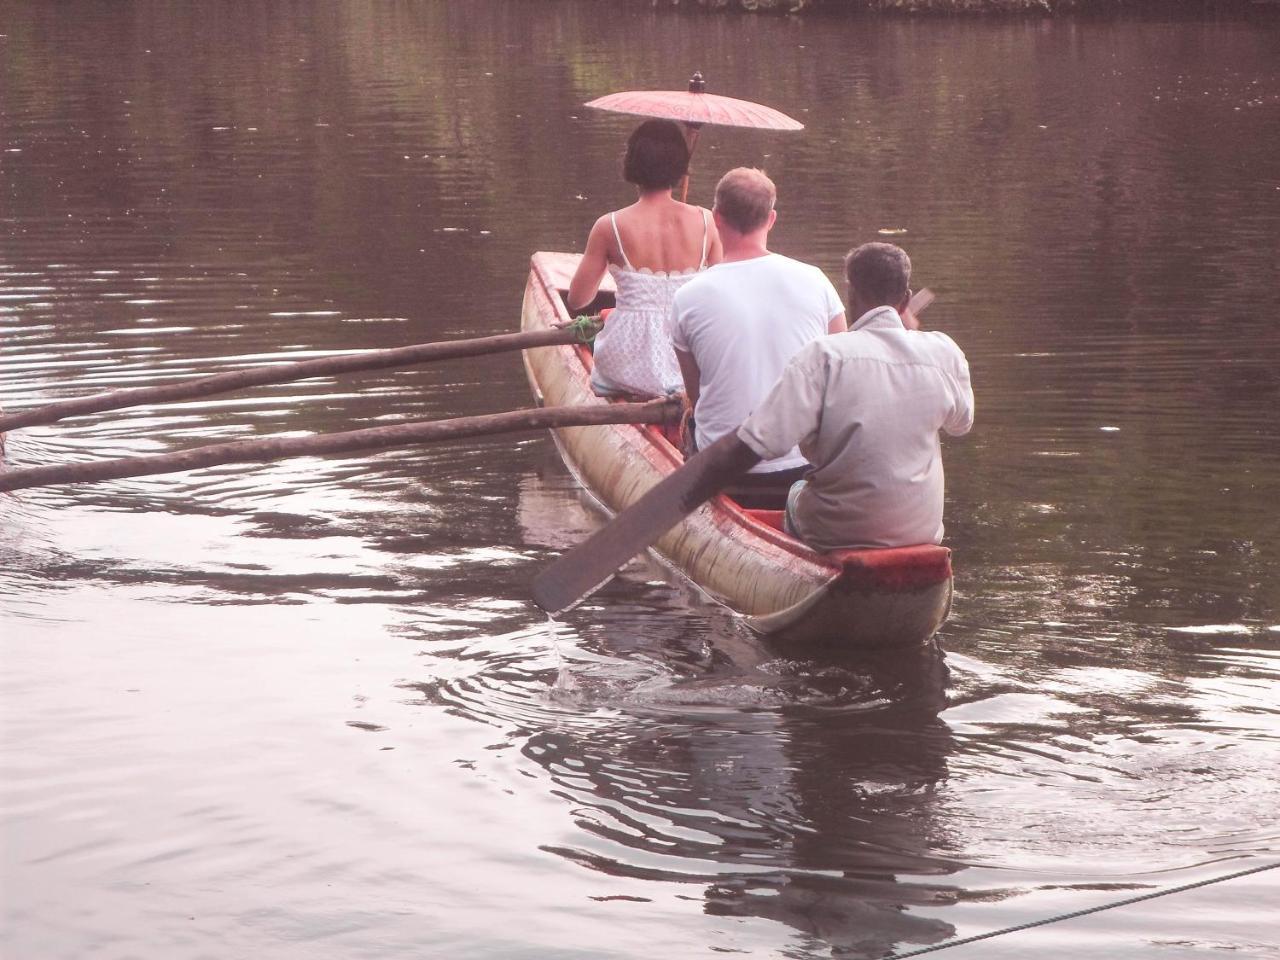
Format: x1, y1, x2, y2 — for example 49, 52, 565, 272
903, 288, 935, 331
908, 288, 936, 315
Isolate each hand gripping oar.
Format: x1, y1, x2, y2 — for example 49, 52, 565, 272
531, 431, 761, 615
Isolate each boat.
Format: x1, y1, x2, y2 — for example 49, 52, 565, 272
520, 251, 954, 651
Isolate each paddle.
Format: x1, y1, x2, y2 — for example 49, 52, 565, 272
531, 430, 761, 615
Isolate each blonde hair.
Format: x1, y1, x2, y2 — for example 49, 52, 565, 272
713, 167, 776, 233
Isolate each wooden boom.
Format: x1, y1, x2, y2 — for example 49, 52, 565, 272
0, 321, 600, 435
0, 399, 676, 493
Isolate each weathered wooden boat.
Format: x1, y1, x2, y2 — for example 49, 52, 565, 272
521, 251, 954, 651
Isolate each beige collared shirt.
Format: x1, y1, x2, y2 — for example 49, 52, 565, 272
737, 306, 974, 551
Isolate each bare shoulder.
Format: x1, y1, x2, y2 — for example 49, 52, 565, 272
584, 212, 619, 251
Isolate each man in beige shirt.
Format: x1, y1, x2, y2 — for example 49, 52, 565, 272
737, 243, 974, 551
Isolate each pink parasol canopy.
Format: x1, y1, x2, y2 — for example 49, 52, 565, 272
584, 73, 803, 132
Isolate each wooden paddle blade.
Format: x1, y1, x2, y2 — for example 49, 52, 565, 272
531, 431, 762, 616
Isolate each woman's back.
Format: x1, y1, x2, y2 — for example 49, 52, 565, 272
588, 199, 713, 397
608, 200, 710, 275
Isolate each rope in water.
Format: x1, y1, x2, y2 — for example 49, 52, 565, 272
883, 860, 1280, 959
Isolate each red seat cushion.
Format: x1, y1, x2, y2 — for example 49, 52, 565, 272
833, 544, 953, 590
744, 509, 953, 590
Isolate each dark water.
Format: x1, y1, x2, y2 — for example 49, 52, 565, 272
3, 3, 1279, 958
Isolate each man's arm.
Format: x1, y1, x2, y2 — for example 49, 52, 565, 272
737, 347, 825, 461
942, 346, 974, 437
827, 312, 848, 335
675, 348, 701, 409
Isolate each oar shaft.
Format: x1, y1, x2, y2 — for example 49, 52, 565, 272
0, 399, 675, 493
0, 322, 599, 434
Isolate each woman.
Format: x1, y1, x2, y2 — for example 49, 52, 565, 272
568, 119, 722, 397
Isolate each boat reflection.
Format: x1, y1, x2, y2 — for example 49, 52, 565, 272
532, 624, 960, 957
516, 455, 607, 554
697, 679, 958, 958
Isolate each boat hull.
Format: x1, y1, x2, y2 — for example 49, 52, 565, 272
521, 251, 953, 650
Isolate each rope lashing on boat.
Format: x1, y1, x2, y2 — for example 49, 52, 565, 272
882, 860, 1280, 959
568, 314, 601, 344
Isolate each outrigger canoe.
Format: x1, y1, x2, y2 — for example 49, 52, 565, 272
521, 251, 954, 650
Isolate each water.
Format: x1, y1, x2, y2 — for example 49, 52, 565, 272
2, 2, 1279, 957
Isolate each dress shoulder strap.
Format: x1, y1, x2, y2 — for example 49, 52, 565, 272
609, 212, 634, 271
698, 208, 710, 269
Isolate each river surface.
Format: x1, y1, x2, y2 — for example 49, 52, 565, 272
2, 3, 1279, 958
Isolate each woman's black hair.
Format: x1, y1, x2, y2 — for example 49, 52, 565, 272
622, 119, 690, 191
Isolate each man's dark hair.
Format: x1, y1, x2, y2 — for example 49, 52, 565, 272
844, 242, 911, 306
622, 119, 690, 191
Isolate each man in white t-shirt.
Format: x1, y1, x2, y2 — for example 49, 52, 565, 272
668, 167, 846, 507
737, 242, 974, 551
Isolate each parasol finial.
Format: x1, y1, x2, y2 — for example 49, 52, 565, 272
688, 72, 706, 94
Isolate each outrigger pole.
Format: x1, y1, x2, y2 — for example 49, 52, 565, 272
0, 315, 683, 494
0, 398, 678, 493
0, 319, 601, 435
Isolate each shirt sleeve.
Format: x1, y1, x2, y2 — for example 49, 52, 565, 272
736, 346, 825, 460
667, 292, 689, 353
819, 269, 844, 321
939, 337, 975, 437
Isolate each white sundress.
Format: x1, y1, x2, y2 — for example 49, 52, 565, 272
590, 209, 710, 398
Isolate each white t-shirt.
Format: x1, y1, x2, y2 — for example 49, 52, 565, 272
737, 306, 974, 550
668, 253, 844, 473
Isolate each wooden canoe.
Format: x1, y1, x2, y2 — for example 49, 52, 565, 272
521, 251, 954, 651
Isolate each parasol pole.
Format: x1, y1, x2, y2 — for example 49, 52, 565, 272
679, 72, 706, 203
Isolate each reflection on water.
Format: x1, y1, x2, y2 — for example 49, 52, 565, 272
550, 647, 960, 957
412, 581, 960, 956
3, 2, 1280, 958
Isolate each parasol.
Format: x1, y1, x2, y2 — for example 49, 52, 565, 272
584, 73, 803, 199
584, 73, 804, 132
